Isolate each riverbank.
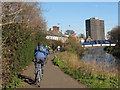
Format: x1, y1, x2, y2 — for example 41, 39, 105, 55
85, 46, 106, 50
82, 47, 118, 72
104, 42, 120, 59
53, 51, 119, 88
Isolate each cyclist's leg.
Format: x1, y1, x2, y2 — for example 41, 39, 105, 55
34, 61, 38, 82
41, 58, 45, 74
45, 55, 47, 63
38, 64, 42, 82
35, 72, 38, 82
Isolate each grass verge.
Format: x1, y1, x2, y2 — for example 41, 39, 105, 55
53, 51, 119, 88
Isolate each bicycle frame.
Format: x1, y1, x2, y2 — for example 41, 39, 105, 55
37, 63, 42, 83
34, 58, 46, 86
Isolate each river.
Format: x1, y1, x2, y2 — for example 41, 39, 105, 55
81, 47, 119, 72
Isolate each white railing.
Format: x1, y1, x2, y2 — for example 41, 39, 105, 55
82, 44, 116, 47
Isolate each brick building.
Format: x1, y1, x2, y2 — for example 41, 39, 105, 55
46, 26, 68, 42
53, 26, 59, 33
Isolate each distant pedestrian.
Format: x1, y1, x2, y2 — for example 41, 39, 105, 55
60, 45, 65, 52
52, 44, 56, 54
57, 46, 60, 51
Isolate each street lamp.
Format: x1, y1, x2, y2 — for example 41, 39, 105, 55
69, 25, 71, 30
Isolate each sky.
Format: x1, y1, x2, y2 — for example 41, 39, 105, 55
41, 2, 118, 39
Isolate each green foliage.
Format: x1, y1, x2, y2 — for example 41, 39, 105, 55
56, 40, 63, 47
104, 43, 120, 59
65, 37, 85, 58
2, 73, 25, 89
2, 2, 49, 89
2, 24, 50, 89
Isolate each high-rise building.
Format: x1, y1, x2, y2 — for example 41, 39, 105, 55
86, 17, 105, 40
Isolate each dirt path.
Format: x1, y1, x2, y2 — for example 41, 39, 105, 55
19, 53, 86, 88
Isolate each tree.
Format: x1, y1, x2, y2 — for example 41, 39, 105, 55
107, 26, 120, 42
64, 30, 76, 35
1, 2, 47, 31
2, 2, 47, 88
77, 33, 85, 39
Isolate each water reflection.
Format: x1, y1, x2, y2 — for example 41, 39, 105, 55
81, 47, 119, 72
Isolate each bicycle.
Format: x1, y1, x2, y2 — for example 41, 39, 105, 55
34, 59, 43, 86
38, 63, 43, 83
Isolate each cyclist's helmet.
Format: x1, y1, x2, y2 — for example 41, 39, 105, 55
38, 42, 43, 46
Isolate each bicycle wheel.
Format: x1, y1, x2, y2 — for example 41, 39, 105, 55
38, 64, 42, 83
38, 70, 41, 82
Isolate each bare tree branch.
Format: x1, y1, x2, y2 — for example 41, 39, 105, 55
2, 8, 24, 18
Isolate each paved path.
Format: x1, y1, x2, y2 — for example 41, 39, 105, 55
19, 53, 86, 88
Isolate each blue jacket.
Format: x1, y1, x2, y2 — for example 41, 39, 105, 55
35, 45, 46, 58
35, 51, 46, 58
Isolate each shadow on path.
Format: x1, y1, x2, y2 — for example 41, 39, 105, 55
18, 74, 35, 85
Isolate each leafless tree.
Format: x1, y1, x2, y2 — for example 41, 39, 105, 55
65, 30, 76, 35
77, 33, 85, 39
107, 26, 120, 42
1, 2, 47, 31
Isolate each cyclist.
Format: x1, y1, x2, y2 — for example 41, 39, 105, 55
34, 42, 47, 83
45, 48, 49, 63
52, 44, 56, 54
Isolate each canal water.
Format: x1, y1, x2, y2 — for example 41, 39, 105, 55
81, 47, 119, 72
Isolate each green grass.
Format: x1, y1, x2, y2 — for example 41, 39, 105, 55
2, 74, 25, 89
53, 52, 119, 88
